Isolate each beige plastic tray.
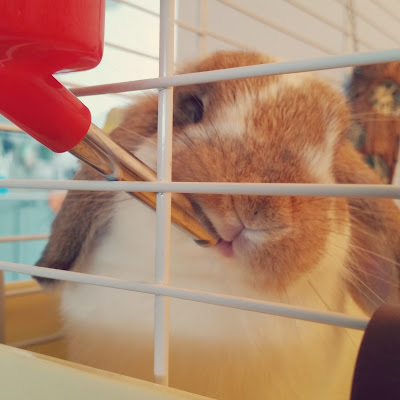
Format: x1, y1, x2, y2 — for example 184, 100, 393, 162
0, 344, 213, 400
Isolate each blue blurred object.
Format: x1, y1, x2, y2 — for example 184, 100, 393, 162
0, 175, 8, 194
0, 196, 53, 282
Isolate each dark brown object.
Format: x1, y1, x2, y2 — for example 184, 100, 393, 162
351, 303, 400, 400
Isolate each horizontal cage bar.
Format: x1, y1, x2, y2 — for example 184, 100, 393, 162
70, 49, 400, 96
0, 260, 369, 331
1, 180, 400, 198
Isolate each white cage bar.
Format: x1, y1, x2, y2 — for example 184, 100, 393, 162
70, 48, 400, 96
154, 0, 175, 386
0, 260, 370, 331
2, 179, 400, 198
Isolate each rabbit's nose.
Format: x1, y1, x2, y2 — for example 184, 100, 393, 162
233, 194, 293, 232
217, 222, 244, 242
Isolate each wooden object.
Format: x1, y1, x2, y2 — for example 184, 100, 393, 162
71, 124, 218, 247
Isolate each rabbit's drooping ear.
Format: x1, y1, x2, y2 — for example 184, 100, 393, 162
35, 165, 116, 287
335, 141, 400, 314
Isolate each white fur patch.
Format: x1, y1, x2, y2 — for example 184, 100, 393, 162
302, 117, 342, 183
242, 228, 269, 244
302, 144, 335, 183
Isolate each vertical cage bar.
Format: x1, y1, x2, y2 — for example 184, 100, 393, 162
0, 271, 5, 343
200, 0, 208, 56
154, 0, 175, 386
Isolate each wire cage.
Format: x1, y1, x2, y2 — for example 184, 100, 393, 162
1, 0, 400, 399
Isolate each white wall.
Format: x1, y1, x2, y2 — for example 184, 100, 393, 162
177, 0, 400, 89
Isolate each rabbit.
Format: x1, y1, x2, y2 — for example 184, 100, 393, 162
36, 51, 400, 400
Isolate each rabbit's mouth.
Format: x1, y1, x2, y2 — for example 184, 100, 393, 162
189, 201, 242, 258
215, 229, 257, 258
216, 239, 234, 257
189, 199, 252, 258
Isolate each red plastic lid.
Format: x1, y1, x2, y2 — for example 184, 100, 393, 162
0, 0, 105, 152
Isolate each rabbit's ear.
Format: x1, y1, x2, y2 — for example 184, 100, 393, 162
334, 141, 400, 314
35, 165, 115, 287
109, 94, 159, 151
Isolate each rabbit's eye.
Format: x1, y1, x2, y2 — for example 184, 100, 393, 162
175, 94, 204, 124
